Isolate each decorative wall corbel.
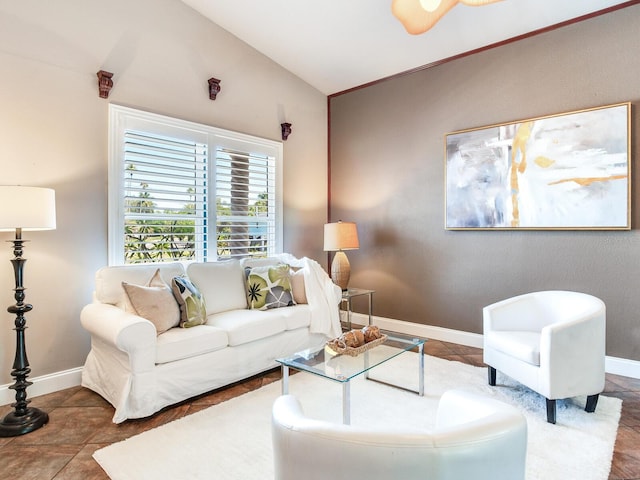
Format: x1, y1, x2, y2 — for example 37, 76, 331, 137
97, 70, 114, 99
281, 122, 292, 141
208, 77, 221, 100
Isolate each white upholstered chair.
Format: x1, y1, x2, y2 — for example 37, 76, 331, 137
483, 290, 606, 424
271, 390, 527, 480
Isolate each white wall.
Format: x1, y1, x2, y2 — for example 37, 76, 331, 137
0, 0, 328, 388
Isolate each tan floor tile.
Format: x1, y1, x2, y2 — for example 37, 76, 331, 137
8, 407, 113, 446
88, 403, 191, 444
61, 388, 113, 408
0, 444, 81, 479
422, 341, 456, 356
54, 444, 110, 480
446, 343, 483, 356
608, 374, 640, 392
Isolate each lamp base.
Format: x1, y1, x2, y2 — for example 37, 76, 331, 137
331, 251, 351, 291
0, 406, 48, 437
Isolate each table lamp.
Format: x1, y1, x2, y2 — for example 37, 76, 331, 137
0, 186, 56, 437
324, 221, 359, 291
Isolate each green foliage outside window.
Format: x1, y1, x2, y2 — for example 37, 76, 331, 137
124, 188, 269, 263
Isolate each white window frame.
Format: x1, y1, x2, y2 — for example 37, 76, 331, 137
108, 104, 283, 266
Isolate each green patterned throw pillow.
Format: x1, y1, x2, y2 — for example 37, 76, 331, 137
246, 263, 296, 310
171, 276, 207, 328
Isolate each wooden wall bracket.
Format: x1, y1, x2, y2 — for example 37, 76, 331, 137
281, 122, 292, 141
97, 70, 114, 99
208, 77, 221, 100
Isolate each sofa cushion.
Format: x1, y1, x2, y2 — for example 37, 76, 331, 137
122, 269, 181, 334
95, 263, 186, 309
156, 325, 229, 364
245, 264, 296, 310
485, 331, 541, 366
187, 261, 247, 315
277, 304, 312, 331
171, 276, 207, 328
206, 309, 288, 346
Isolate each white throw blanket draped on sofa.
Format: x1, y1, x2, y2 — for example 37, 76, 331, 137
276, 253, 343, 339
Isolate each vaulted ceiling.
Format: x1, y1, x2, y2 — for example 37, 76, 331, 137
180, 0, 632, 95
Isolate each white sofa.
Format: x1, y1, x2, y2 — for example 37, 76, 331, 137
272, 390, 528, 480
81, 255, 342, 423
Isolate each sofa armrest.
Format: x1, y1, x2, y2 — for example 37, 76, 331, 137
540, 312, 606, 394
81, 303, 157, 371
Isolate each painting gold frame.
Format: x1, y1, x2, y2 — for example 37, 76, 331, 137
444, 102, 631, 230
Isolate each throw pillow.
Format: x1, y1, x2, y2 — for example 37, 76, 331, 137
290, 268, 307, 304
171, 276, 208, 328
122, 269, 181, 334
246, 263, 296, 310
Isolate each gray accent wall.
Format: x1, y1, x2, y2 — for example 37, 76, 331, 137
329, 5, 640, 360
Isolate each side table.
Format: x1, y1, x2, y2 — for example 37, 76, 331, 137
341, 288, 375, 330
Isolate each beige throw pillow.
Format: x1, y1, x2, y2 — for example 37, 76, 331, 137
291, 268, 307, 304
122, 269, 181, 335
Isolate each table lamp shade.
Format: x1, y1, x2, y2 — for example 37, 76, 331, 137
324, 221, 359, 251
0, 186, 56, 231
324, 221, 358, 290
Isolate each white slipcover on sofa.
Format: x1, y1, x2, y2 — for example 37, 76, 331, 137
81, 255, 342, 423
271, 390, 528, 480
483, 290, 606, 424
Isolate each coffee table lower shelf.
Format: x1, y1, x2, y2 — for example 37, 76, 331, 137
277, 332, 425, 425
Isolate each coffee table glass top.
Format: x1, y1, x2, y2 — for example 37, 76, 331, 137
276, 331, 426, 383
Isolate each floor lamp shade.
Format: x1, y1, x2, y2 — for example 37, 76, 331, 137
0, 185, 56, 437
0, 186, 56, 231
324, 221, 359, 290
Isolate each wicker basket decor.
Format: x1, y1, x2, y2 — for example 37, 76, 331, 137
325, 334, 388, 357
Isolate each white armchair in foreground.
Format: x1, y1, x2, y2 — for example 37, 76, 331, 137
271, 390, 527, 480
483, 290, 606, 424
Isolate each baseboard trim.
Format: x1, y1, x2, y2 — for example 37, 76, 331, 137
0, 367, 83, 406
605, 355, 640, 379
349, 312, 640, 379
2, 315, 639, 405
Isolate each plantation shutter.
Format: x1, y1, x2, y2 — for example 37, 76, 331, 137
123, 130, 207, 263
109, 105, 283, 265
215, 147, 276, 259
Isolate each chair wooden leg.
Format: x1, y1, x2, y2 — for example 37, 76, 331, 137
546, 398, 556, 424
585, 394, 599, 413
488, 366, 496, 386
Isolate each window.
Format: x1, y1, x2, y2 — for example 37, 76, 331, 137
109, 105, 282, 265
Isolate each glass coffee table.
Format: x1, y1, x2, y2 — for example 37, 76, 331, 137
276, 331, 425, 424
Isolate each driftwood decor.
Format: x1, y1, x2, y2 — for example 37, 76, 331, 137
97, 70, 114, 99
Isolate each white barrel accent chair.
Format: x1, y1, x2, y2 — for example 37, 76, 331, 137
483, 290, 606, 424
271, 390, 527, 480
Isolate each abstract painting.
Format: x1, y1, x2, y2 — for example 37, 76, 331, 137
445, 102, 631, 230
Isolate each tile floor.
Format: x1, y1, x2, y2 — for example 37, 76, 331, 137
0, 340, 639, 479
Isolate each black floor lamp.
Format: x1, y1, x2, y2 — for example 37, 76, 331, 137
0, 186, 56, 437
